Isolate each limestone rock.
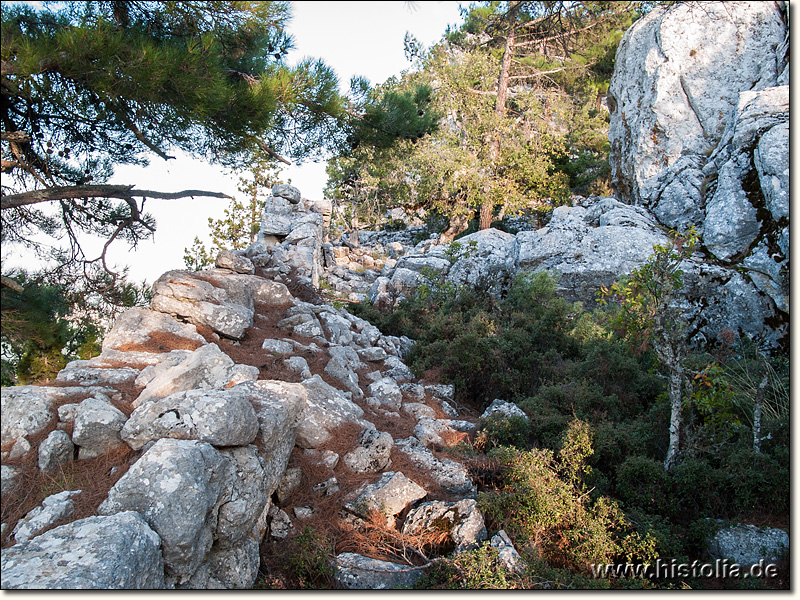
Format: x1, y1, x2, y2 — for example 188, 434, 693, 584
394, 437, 476, 496
72, 397, 128, 458
12, 490, 80, 543
367, 377, 403, 412
481, 399, 529, 422
134, 343, 235, 407
101, 306, 206, 352
99, 439, 234, 583
215, 250, 255, 275
343, 429, 393, 473
708, 523, 789, 567
38, 429, 75, 472
402, 499, 487, 553
150, 270, 254, 339
345, 471, 427, 526
121, 386, 260, 450
296, 375, 369, 448
491, 530, 525, 574
272, 183, 302, 203
1, 385, 55, 444
335, 553, 424, 590
1, 511, 165, 589
1, 464, 20, 500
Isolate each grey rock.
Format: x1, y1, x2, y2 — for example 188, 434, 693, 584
134, 343, 235, 408
491, 530, 525, 574
121, 386, 260, 450
335, 553, 424, 590
1, 464, 20, 499
150, 270, 254, 339
101, 306, 206, 352
72, 397, 128, 458
276, 467, 303, 504
297, 375, 369, 448
215, 250, 255, 275
426, 384, 455, 403
402, 402, 437, 420
708, 523, 789, 567
268, 505, 296, 540
1, 511, 165, 589
303, 448, 339, 470
402, 499, 487, 553
99, 438, 234, 583
1, 386, 55, 445
215, 445, 271, 548
343, 429, 394, 473
56, 363, 141, 386
13, 490, 80, 543
324, 356, 363, 399
367, 377, 403, 411
481, 399, 529, 422
38, 429, 75, 472
345, 471, 427, 526
284, 356, 312, 379
272, 183, 302, 203
414, 417, 459, 448
262, 338, 294, 354
394, 437, 476, 496
203, 537, 261, 589
312, 476, 340, 497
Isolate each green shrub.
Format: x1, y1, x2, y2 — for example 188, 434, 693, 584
415, 544, 515, 589
478, 413, 532, 450
286, 527, 336, 588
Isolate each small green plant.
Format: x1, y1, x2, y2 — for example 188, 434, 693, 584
286, 527, 336, 588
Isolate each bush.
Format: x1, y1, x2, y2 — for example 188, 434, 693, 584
479, 421, 658, 573
477, 413, 532, 450
286, 527, 336, 588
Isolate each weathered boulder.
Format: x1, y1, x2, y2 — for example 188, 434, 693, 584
513, 202, 667, 305
491, 530, 525, 574
101, 307, 206, 352
481, 399, 529, 422
296, 375, 370, 448
367, 377, 403, 412
150, 270, 254, 339
12, 490, 80, 543
1, 464, 20, 500
1, 511, 165, 589
72, 396, 128, 458
334, 553, 424, 590
345, 471, 427, 526
247, 380, 307, 493
609, 1, 786, 218
1, 385, 55, 444
121, 386, 260, 450
215, 250, 255, 275
708, 523, 789, 567
38, 429, 75, 472
134, 343, 235, 407
402, 499, 487, 553
443, 228, 516, 294
343, 428, 394, 473
98, 439, 234, 583
394, 437, 476, 496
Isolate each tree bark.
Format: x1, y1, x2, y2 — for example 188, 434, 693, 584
480, 1, 521, 231
663, 360, 684, 472
438, 214, 471, 244
1, 185, 232, 210
753, 374, 769, 453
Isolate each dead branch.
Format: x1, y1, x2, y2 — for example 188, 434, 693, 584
1, 185, 233, 210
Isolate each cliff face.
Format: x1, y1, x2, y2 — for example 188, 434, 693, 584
608, 0, 788, 331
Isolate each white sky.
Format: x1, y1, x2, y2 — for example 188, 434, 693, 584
93, 1, 466, 284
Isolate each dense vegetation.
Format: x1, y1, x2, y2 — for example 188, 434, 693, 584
348, 267, 789, 588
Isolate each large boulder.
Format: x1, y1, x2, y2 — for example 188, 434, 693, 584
296, 375, 371, 448
121, 386, 260, 450
708, 523, 789, 567
98, 439, 235, 583
150, 270, 254, 339
608, 1, 787, 220
1, 511, 165, 589
607, 0, 789, 347
101, 307, 206, 352
335, 553, 424, 590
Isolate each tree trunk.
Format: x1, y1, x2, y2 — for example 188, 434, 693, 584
480, 1, 520, 230
753, 374, 769, 453
438, 214, 470, 244
663, 361, 684, 472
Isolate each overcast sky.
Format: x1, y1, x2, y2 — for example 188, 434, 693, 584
97, 1, 465, 284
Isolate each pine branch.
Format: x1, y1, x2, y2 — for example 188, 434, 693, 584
1, 185, 232, 210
